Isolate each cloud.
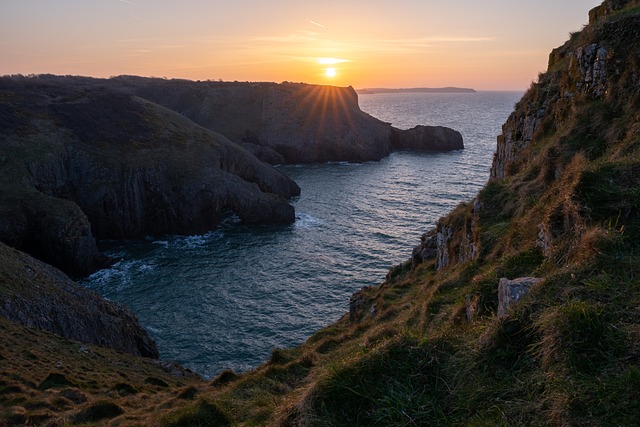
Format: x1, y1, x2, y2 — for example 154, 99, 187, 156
317, 57, 350, 65
118, 0, 138, 5
248, 33, 494, 54
310, 20, 325, 28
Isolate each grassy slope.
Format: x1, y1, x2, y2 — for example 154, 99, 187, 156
195, 4, 640, 425
0, 315, 204, 426
2, 2, 640, 426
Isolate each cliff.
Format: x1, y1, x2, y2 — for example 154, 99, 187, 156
111, 78, 464, 164
65, 76, 464, 164
199, 1, 637, 425
0, 75, 461, 276
116, 80, 394, 164
0, 77, 300, 276
0, 241, 158, 357
3, 1, 639, 425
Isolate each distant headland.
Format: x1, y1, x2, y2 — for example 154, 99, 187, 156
357, 87, 476, 94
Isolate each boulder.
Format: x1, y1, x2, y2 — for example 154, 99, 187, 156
497, 277, 543, 318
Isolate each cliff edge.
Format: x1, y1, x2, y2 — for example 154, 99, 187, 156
0, 78, 300, 276
109, 77, 464, 164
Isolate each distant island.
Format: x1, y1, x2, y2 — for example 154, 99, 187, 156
356, 87, 476, 94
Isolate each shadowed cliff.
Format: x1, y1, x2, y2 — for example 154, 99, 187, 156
0, 78, 300, 276
109, 78, 464, 164
0, 241, 158, 358
6, 76, 463, 165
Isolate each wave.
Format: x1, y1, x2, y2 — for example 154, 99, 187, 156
294, 212, 325, 229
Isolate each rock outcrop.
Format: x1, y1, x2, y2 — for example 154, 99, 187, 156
0, 241, 158, 357
497, 277, 543, 318
491, 0, 640, 180
412, 0, 640, 275
0, 75, 463, 275
0, 77, 300, 276
391, 125, 464, 152
94, 78, 393, 164
67, 76, 464, 164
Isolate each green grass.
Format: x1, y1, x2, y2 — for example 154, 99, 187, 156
308, 337, 452, 426
3, 4, 640, 425
161, 399, 231, 427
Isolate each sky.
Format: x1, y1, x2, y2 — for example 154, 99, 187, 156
1, 0, 603, 90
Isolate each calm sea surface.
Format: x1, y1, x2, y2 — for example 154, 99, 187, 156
83, 91, 522, 378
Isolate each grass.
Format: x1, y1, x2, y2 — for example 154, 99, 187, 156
306, 337, 452, 426
161, 399, 231, 427
0, 315, 203, 426
2, 2, 640, 425
71, 400, 124, 423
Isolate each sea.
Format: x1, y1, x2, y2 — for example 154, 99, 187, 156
82, 90, 523, 379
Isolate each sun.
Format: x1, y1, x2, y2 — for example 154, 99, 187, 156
317, 58, 348, 79
325, 67, 337, 78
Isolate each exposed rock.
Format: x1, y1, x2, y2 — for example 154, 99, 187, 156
110, 78, 394, 164
427, 0, 640, 281
491, 0, 640, 180
457, 226, 478, 265
465, 294, 481, 322
411, 232, 438, 268
436, 226, 453, 271
0, 77, 300, 275
391, 125, 464, 152
23, 76, 464, 165
570, 43, 610, 97
349, 286, 372, 322
497, 277, 543, 318
0, 241, 159, 357
490, 111, 542, 180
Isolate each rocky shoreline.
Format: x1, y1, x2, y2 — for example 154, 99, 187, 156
0, 76, 463, 278
0, 75, 464, 410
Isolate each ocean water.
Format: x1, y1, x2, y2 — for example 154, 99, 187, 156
83, 91, 522, 379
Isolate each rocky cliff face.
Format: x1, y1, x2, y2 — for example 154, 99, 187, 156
491, 0, 640, 180
0, 241, 158, 357
413, 0, 640, 273
0, 78, 300, 276
0, 75, 463, 274
108, 77, 464, 164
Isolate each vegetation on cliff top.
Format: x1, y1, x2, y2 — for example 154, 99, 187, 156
2, 0, 640, 425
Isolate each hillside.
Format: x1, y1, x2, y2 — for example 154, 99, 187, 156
1, 0, 640, 425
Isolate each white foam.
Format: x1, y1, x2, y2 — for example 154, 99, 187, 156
294, 213, 324, 229
146, 326, 162, 334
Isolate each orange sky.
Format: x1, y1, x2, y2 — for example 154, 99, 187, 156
1, 1, 602, 90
